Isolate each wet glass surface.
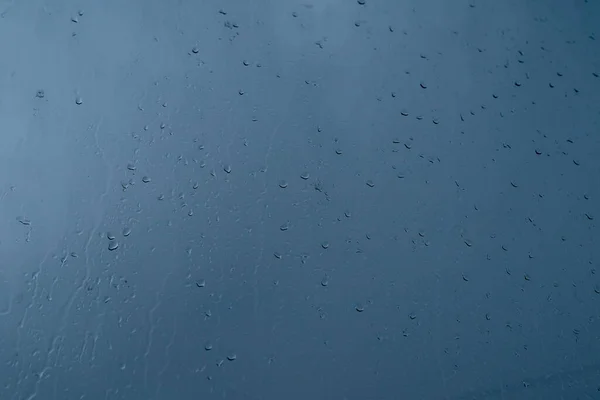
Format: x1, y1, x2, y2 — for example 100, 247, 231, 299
1, 0, 599, 399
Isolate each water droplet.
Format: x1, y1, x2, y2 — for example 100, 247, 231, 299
321, 276, 329, 287
108, 241, 119, 251
192, 46, 199, 54
366, 180, 375, 187
196, 279, 206, 288
122, 227, 131, 237
75, 97, 83, 105
273, 252, 282, 259
357, 0, 365, 4
127, 163, 136, 171
280, 221, 290, 231
344, 210, 351, 218
355, 303, 365, 312
321, 241, 330, 249
409, 312, 416, 320
300, 172, 310, 180
107, 232, 116, 240
16, 216, 31, 225
227, 354, 237, 361
142, 176, 151, 183
223, 164, 231, 174
278, 180, 288, 188
35, 90, 45, 98
335, 149, 343, 155
204, 342, 213, 351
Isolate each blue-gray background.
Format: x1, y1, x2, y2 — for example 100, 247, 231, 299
0, 0, 599, 399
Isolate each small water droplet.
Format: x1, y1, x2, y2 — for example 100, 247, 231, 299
108, 241, 119, 251
300, 172, 310, 180
321, 276, 329, 287
196, 279, 206, 288
122, 227, 131, 237
36, 90, 45, 98
355, 303, 365, 312
223, 164, 232, 173
357, 0, 365, 4
192, 46, 199, 54
142, 176, 151, 183
16, 216, 31, 225
273, 252, 282, 259
278, 180, 288, 188
205, 342, 213, 351
75, 97, 83, 105
127, 163, 136, 171
227, 354, 237, 361
366, 180, 375, 187
107, 232, 116, 240
280, 221, 290, 231
321, 241, 330, 249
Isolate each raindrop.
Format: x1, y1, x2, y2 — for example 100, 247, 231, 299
321, 276, 329, 287
127, 163, 136, 171
227, 354, 237, 361
278, 180, 288, 188
344, 210, 351, 218
409, 312, 416, 320
366, 180, 375, 187
335, 149, 343, 155
357, 0, 365, 4
122, 227, 131, 237
192, 46, 199, 54
36, 90, 45, 98
108, 241, 119, 251
223, 164, 232, 174
107, 232, 116, 240
273, 252, 282, 259
321, 241, 330, 249
355, 303, 365, 312
300, 172, 310, 180
142, 176, 151, 183
196, 279, 206, 288
280, 221, 290, 231
16, 216, 31, 225
75, 97, 83, 105
204, 342, 213, 351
